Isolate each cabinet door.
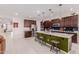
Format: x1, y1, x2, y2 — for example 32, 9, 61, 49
73, 15, 78, 27
24, 20, 31, 27
24, 31, 32, 38
24, 20, 36, 27
43, 21, 52, 28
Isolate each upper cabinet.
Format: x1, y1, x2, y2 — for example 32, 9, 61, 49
51, 19, 60, 27
41, 15, 78, 30
43, 20, 52, 28
24, 20, 31, 27
62, 15, 78, 27
24, 19, 36, 27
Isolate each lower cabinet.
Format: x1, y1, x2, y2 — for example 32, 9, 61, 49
0, 36, 6, 54
24, 31, 32, 38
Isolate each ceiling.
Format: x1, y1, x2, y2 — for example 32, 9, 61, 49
0, 4, 79, 21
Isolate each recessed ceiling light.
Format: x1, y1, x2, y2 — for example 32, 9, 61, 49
36, 10, 41, 14
70, 8, 74, 11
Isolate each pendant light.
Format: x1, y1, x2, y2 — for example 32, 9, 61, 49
36, 10, 42, 21
58, 4, 62, 20
70, 8, 76, 16
36, 10, 41, 16
42, 11, 45, 22
48, 8, 53, 19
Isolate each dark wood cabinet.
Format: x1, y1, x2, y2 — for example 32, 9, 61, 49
62, 15, 78, 27
43, 20, 52, 29
41, 15, 78, 32
24, 31, 32, 38
24, 19, 36, 38
51, 19, 60, 27
0, 36, 5, 54
24, 19, 36, 27
24, 20, 31, 27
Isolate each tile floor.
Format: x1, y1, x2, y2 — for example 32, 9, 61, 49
1, 31, 79, 54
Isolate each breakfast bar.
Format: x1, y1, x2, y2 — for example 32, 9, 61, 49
36, 31, 74, 53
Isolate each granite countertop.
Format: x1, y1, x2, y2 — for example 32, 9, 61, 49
37, 31, 74, 38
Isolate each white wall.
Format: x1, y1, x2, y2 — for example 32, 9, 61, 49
13, 17, 24, 39
36, 20, 41, 31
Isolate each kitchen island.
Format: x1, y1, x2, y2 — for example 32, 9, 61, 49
36, 31, 74, 53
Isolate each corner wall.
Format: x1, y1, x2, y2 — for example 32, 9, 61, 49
13, 17, 24, 39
